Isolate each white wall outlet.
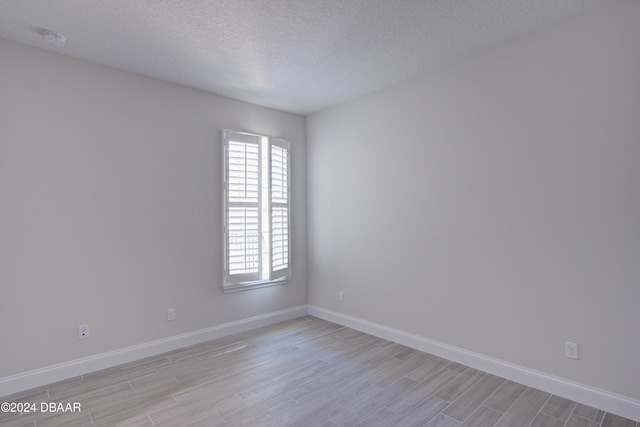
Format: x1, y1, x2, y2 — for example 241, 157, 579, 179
338, 291, 344, 302
168, 308, 176, 321
78, 325, 89, 340
565, 341, 578, 359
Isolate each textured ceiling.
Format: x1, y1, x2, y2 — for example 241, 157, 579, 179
0, 0, 610, 115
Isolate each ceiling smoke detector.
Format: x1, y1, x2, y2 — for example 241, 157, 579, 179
42, 30, 66, 46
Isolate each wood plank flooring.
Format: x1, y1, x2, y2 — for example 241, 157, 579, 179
1, 316, 637, 427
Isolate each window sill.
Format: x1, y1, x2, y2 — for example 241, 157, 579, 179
222, 277, 289, 293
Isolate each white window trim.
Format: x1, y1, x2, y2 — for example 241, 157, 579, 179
222, 130, 292, 293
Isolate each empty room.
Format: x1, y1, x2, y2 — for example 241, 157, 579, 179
1, 0, 639, 426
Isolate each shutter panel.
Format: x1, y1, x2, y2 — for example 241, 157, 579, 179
224, 131, 261, 285
269, 137, 291, 280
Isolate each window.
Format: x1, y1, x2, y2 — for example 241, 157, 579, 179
222, 130, 291, 292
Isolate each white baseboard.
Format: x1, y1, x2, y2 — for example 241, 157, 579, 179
308, 305, 640, 422
0, 305, 308, 398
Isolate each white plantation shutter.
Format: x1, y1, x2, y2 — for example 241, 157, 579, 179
223, 130, 291, 291
269, 137, 291, 280
224, 131, 261, 285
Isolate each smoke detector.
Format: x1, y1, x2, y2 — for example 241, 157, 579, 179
42, 30, 66, 46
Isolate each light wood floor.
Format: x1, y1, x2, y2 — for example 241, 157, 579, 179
1, 316, 637, 427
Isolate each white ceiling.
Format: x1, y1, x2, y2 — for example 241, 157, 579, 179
0, 0, 610, 115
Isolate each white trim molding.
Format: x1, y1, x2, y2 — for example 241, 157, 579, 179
0, 305, 308, 398
308, 305, 640, 422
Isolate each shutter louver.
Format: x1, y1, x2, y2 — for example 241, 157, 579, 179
269, 138, 291, 280
224, 132, 261, 284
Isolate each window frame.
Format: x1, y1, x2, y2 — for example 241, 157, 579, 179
222, 130, 292, 293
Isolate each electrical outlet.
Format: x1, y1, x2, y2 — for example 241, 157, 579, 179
168, 308, 176, 321
565, 341, 578, 359
338, 291, 344, 302
78, 325, 89, 340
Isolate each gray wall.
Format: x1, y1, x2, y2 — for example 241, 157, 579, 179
0, 39, 307, 378
307, 0, 640, 400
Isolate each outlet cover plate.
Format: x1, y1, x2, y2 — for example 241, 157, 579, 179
565, 341, 578, 359
78, 325, 89, 340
